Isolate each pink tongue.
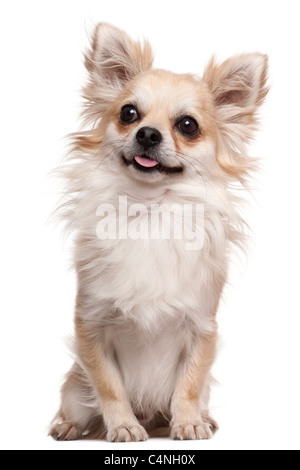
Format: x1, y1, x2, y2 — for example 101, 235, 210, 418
134, 156, 159, 168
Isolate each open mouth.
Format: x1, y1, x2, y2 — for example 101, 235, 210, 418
122, 155, 183, 175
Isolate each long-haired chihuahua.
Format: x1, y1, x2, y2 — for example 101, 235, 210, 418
50, 24, 268, 442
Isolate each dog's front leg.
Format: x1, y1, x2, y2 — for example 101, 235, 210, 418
170, 331, 218, 440
75, 316, 148, 442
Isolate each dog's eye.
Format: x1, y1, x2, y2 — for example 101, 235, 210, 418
120, 105, 139, 124
178, 116, 199, 136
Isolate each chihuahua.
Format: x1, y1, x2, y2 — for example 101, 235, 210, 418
50, 23, 268, 442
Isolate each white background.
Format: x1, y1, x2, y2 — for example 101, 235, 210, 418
0, 0, 299, 451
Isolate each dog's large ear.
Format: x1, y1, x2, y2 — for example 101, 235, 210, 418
83, 23, 154, 124
203, 53, 269, 182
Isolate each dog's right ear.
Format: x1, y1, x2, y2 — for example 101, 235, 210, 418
83, 23, 153, 124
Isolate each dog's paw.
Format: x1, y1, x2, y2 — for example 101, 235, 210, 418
108, 424, 148, 443
49, 422, 82, 441
171, 421, 213, 441
203, 415, 219, 433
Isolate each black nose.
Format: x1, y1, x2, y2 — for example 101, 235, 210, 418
136, 127, 162, 150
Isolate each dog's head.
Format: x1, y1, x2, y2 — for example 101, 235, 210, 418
79, 24, 268, 186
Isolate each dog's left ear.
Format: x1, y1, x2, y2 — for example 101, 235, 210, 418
83, 24, 153, 123
203, 53, 269, 181
204, 53, 268, 110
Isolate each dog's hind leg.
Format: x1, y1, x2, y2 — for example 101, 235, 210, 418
49, 362, 101, 441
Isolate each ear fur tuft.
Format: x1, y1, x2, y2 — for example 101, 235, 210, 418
204, 53, 269, 109
82, 23, 154, 125
203, 53, 269, 182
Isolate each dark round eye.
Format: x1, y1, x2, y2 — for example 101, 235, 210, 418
178, 116, 199, 136
120, 105, 139, 124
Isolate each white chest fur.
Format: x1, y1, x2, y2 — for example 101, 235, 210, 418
75, 174, 231, 335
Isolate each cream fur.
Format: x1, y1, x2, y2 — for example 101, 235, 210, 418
50, 23, 268, 442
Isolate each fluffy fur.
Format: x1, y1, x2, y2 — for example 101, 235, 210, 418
50, 23, 268, 442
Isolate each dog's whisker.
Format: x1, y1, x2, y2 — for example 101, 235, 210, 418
174, 153, 208, 200
174, 150, 215, 180
94, 145, 124, 171
173, 151, 224, 200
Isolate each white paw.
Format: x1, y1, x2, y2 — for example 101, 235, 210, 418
50, 421, 82, 441
203, 415, 219, 433
171, 421, 213, 441
107, 424, 148, 443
